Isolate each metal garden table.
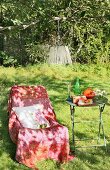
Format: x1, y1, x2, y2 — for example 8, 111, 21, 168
66, 97, 107, 151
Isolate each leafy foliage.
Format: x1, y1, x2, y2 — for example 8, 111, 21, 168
0, 0, 110, 65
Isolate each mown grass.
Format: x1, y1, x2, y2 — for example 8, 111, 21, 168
0, 63, 110, 170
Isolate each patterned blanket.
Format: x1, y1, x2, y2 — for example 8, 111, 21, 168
8, 85, 74, 169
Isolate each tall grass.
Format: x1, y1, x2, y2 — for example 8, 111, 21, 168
0, 63, 110, 170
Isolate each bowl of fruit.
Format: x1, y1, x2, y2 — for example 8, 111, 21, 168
83, 88, 96, 99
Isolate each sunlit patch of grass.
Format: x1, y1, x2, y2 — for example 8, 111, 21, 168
60, 157, 91, 170
36, 159, 59, 170
39, 64, 55, 77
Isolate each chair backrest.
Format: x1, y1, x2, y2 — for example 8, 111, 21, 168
8, 85, 56, 120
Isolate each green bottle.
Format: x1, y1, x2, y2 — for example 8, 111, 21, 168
73, 78, 81, 95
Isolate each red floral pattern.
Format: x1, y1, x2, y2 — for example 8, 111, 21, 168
8, 85, 74, 169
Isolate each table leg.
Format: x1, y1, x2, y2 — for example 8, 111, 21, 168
70, 105, 75, 149
98, 103, 107, 150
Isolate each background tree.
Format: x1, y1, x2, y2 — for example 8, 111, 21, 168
0, 0, 110, 66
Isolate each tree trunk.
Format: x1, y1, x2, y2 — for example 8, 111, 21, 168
48, 45, 72, 64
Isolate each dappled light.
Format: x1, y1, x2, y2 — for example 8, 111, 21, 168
0, 64, 110, 170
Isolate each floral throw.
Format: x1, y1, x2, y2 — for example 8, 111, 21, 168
8, 85, 74, 169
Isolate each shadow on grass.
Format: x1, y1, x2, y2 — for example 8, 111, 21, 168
76, 144, 110, 170
70, 129, 110, 169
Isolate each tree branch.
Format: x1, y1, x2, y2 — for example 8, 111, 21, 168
0, 21, 38, 32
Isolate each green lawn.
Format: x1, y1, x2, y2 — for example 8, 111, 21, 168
0, 63, 110, 170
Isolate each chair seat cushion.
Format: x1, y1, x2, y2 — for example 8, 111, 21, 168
12, 104, 50, 129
